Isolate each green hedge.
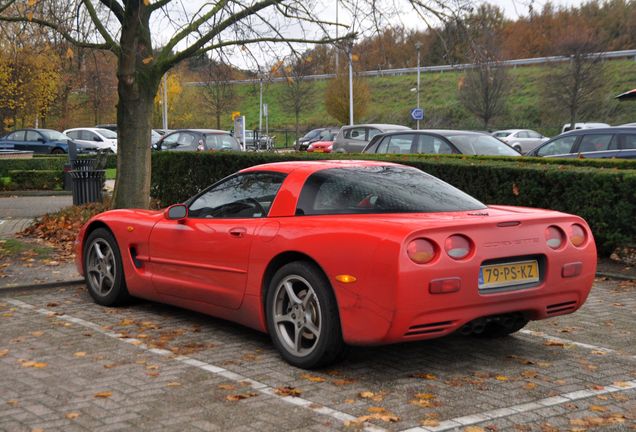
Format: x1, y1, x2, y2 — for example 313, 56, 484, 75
1, 154, 117, 176
5, 170, 63, 190
151, 152, 636, 255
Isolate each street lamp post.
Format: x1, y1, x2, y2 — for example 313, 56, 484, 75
259, 76, 263, 133
348, 45, 354, 126
162, 73, 168, 130
415, 41, 422, 130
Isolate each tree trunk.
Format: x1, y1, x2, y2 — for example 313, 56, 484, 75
111, 3, 157, 209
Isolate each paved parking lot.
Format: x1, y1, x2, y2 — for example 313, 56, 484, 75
1, 279, 634, 432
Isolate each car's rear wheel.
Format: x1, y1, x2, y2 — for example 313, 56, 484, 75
51, 148, 65, 155
83, 228, 130, 306
266, 261, 345, 369
512, 144, 522, 153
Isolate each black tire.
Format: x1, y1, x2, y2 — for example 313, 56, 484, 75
477, 316, 528, 338
83, 228, 130, 306
512, 144, 522, 153
266, 261, 345, 369
51, 148, 65, 155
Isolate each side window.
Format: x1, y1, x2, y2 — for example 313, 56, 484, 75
345, 127, 367, 140
66, 131, 79, 139
517, 131, 530, 138
381, 134, 414, 154
367, 128, 382, 140
528, 131, 542, 139
86, 131, 100, 142
161, 133, 180, 148
577, 134, 614, 152
619, 134, 636, 149
176, 133, 196, 148
7, 131, 22, 140
416, 134, 452, 154
25, 131, 41, 141
188, 173, 286, 219
537, 136, 577, 156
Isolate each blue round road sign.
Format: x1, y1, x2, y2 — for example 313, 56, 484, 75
411, 108, 424, 121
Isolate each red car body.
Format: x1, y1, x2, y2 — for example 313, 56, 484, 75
306, 140, 334, 153
75, 161, 596, 347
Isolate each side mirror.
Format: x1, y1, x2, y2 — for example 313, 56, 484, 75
38, 137, 46, 143
165, 204, 188, 221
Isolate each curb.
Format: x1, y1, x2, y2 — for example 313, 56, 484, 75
0, 279, 84, 295
595, 271, 636, 281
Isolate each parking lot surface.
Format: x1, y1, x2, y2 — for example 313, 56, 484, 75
1, 279, 634, 432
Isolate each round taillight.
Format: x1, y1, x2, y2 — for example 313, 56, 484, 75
407, 239, 437, 264
445, 235, 472, 260
570, 224, 586, 247
545, 226, 564, 249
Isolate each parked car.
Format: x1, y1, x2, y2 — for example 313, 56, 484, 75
242, 130, 273, 150
362, 130, 521, 157
332, 124, 411, 153
0, 128, 98, 154
154, 129, 242, 152
65, 128, 118, 153
561, 122, 610, 133
96, 124, 162, 145
491, 129, 548, 154
295, 128, 340, 151
76, 160, 596, 368
526, 127, 636, 159
307, 140, 335, 153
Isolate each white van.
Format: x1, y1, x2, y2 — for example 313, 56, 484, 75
561, 122, 610, 134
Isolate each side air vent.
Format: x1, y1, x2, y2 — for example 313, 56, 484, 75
546, 301, 577, 316
130, 247, 143, 269
404, 320, 455, 337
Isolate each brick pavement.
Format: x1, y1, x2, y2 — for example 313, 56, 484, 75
0, 279, 634, 431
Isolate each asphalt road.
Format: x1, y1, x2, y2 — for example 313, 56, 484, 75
0, 279, 634, 431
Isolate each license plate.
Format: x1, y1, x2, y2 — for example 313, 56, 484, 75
478, 260, 539, 290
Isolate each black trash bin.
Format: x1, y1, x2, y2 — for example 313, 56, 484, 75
71, 170, 105, 205
72, 159, 98, 171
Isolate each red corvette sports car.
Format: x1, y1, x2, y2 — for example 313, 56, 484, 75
76, 160, 596, 368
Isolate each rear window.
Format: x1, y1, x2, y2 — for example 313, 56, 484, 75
296, 166, 486, 215
446, 134, 520, 156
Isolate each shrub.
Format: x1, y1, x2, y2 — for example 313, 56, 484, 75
1, 153, 117, 176
7, 170, 63, 190
151, 151, 636, 255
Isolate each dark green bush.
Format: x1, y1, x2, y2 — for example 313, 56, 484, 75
151, 152, 636, 255
7, 170, 63, 190
1, 153, 117, 176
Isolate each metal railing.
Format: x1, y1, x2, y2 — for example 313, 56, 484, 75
185, 49, 636, 87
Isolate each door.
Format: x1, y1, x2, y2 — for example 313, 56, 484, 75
148, 172, 286, 309
343, 126, 369, 152
19, 130, 45, 153
0, 131, 24, 150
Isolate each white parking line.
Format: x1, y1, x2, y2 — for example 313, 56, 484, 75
401, 380, 636, 432
519, 329, 636, 361
6, 299, 386, 432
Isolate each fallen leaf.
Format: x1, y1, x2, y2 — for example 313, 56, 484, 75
495, 375, 509, 381
589, 405, 607, 412
119, 319, 135, 326
6, 400, 18, 407
300, 373, 326, 383
46, 302, 59, 307
521, 370, 538, 379
166, 382, 181, 387
94, 391, 112, 398
358, 391, 384, 402
31, 331, 44, 337
332, 378, 356, 386
74, 352, 86, 358
0, 349, 8, 357
524, 382, 537, 390
226, 392, 257, 401
33, 362, 47, 368
218, 384, 236, 391
544, 340, 565, 347
274, 386, 302, 397
65, 412, 81, 420
421, 418, 440, 427
412, 372, 437, 380
612, 381, 631, 388
591, 350, 608, 355
464, 426, 486, 432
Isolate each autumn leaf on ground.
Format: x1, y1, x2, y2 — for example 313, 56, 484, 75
524, 382, 537, 390
358, 391, 385, 402
31, 331, 44, 337
300, 373, 326, 383
591, 350, 608, 355
94, 391, 112, 398
412, 372, 437, 380
345, 407, 400, 426
119, 319, 135, 326
332, 378, 356, 386
612, 381, 631, 388
589, 405, 607, 412
226, 392, 257, 401
544, 340, 565, 347
166, 382, 181, 388
74, 352, 86, 358
218, 384, 236, 391
6, 400, 19, 407
65, 412, 80, 420
0, 349, 8, 357
464, 426, 486, 432
274, 386, 301, 397
521, 370, 538, 379
421, 418, 440, 427
495, 375, 509, 381
410, 393, 440, 408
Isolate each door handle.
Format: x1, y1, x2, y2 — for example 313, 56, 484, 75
229, 227, 247, 238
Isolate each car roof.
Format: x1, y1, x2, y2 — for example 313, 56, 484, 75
560, 127, 636, 135
372, 129, 489, 137
343, 124, 410, 130
240, 160, 400, 175
175, 128, 230, 134
494, 129, 524, 133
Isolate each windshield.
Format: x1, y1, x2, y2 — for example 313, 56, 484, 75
96, 129, 117, 139
301, 129, 322, 140
40, 130, 68, 141
446, 134, 520, 156
493, 131, 512, 138
297, 166, 486, 215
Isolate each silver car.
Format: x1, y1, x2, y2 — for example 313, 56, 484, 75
492, 129, 548, 154
332, 124, 411, 153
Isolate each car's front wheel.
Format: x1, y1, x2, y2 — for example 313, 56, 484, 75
266, 261, 345, 369
83, 228, 130, 306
